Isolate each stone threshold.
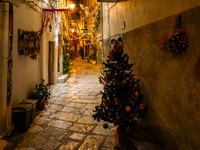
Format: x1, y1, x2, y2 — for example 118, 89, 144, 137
57, 74, 69, 83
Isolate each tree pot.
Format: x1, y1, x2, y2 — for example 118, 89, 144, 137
115, 126, 136, 150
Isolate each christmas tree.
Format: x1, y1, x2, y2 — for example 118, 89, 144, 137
93, 38, 147, 130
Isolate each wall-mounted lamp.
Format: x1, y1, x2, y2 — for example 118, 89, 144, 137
69, 4, 75, 9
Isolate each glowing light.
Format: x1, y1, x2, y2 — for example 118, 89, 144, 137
72, 29, 74, 32
69, 4, 75, 9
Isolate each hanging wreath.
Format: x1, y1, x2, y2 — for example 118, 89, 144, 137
168, 27, 190, 54
168, 15, 190, 54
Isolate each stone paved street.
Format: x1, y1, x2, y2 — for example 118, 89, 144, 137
4, 58, 117, 150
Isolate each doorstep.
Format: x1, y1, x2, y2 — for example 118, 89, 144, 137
57, 74, 69, 83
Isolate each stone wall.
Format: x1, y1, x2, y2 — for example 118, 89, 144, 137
103, 6, 200, 150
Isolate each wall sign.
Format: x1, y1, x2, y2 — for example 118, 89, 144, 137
121, 21, 125, 30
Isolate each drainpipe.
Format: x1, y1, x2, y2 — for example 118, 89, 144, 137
6, 3, 13, 136
105, 1, 118, 61
107, 3, 110, 42
107, 0, 118, 40
100, 2, 103, 62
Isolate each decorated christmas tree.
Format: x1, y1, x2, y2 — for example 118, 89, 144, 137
93, 38, 147, 131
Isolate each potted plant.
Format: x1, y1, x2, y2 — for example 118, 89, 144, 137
90, 49, 97, 65
63, 53, 71, 74
30, 79, 51, 110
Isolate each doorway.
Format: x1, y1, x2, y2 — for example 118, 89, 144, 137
48, 41, 54, 85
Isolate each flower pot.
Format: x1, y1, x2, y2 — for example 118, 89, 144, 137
36, 97, 46, 110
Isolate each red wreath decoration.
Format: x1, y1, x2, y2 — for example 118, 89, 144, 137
168, 15, 190, 54
168, 27, 190, 54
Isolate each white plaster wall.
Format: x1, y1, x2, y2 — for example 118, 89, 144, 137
12, 4, 40, 106
58, 28, 63, 77
41, 34, 47, 83
41, 31, 56, 84
102, 0, 200, 39
0, 4, 7, 138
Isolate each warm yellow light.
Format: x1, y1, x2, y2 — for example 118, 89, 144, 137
69, 4, 75, 9
72, 29, 74, 32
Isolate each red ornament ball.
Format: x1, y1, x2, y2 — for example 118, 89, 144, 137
140, 104, 145, 109
121, 122, 124, 126
113, 78, 116, 81
122, 79, 127, 84
114, 122, 117, 126
104, 102, 110, 107
116, 66, 119, 69
135, 91, 139, 96
109, 88, 111, 92
125, 106, 131, 112
103, 123, 108, 129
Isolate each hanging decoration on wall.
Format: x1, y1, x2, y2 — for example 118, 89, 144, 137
196, 58, 200, 81
158, 33, 167, 50
168, 15, 190, 54
18, 29, 41, 60
17, 7, 78, 60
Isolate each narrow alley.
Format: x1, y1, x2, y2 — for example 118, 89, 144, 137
1, 1, 200, 150
4, 58, 117, 150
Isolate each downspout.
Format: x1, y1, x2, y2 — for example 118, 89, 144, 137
101, 1, 118, 62
107, 2, 110, 42
100, 2, 103, 61
107, 0, 118, 40
6, 3, 13, 136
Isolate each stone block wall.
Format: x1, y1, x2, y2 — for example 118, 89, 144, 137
103, 6, 200, 150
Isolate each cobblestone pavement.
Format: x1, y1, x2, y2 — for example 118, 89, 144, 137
4, 58, 117, 150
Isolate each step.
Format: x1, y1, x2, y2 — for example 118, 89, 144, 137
57, 74, 69, 83
0, 140, 7, 150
